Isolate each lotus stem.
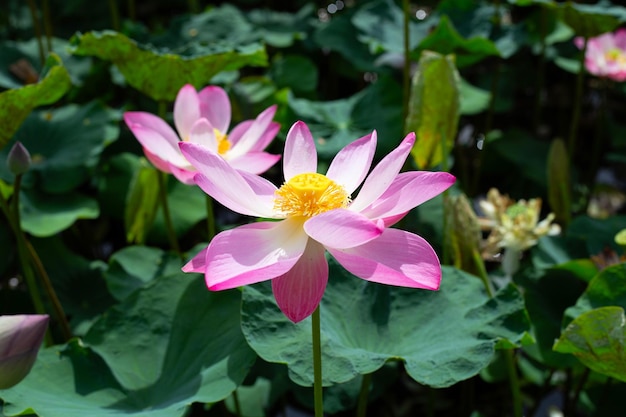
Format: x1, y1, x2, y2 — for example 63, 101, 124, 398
108, 0, 120, 31
356, 373, 372, 417
312, 305, 324, 417
157, 171, 183, 261
568, 36, 588, 155
26, 0, 46, 65
42, 0, 53, 52
504, 349, 523, 417
232, 389, 242, 417
401, 0, 411, 126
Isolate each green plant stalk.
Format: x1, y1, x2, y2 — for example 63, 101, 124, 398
26, 0, 46, 65
108, 0, 121, 31
312, 305, 324, 417
441, 129, 451, 265
206, 194, 216, 241
570, 367, 590, 413
402, 0, 411, 126
42, 0, 53, 52
568, 36, 588, 155
3, 176, 71, 341
157, 171, 183, 260
188, 0, 199, 14
473, 243, 521, 417
356, 373, 372, 417
232, 389, 242, 417
156, 101, 183, 260
127, 0, 136, 21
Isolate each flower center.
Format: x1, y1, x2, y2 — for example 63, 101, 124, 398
605, 48, 626, 65
273, 173, 349, 218
214, 129, 231, 155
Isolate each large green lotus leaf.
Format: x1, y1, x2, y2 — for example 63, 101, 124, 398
0, 53, 71, 150
413, 16, 500, 68
269, 54, 318, 93
19, 189, 100, 237
241, 260, 529, 388
405, 50, 460, 170
459, 77, 491, 115
103, 245, 182, 302
313, 12, 377, 71
0, 273, 257, 417
553, 306, 626, 382
352, 0, 435, 54
555, 2, 625, 39
517, 266, 583, 368
288, 75, 403, 159
85, 272, 256, 396
0, 102, 119, 194
564, 263, 626, 325
30, 236, 115, 336
70, 30, 267, 102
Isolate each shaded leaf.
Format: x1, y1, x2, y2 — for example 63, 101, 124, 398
553, 306, 626, 382
70, 30, 267, 101
406, 50, 460, 169
241, 260, 529, 388
413, 16, 500, 67
556, 2, 624, 39
0, 53, 71, 150
0, 274, 257, 417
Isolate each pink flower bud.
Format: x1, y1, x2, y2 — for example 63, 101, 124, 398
0, 314, 49, 389
7, 142, 31, 176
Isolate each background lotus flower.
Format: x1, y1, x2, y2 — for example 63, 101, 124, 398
575, 29, 626, 81
0, 314, 48, 389
124, 84, 281, 184
180, 121, 455, 323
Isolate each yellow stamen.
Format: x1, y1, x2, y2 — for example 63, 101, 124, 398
274, 173, 350, 218
605, 48, 626, 65
214, 129, 231, 155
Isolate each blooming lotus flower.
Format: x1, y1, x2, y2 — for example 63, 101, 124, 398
123, 84, 281, 184
575, 29, 626, 82
0, 314, 48, 389
180, 121, 455, 323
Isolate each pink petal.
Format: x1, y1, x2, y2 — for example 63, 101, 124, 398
238, 170, 280, 199
272, 239, 328, 323
124, 112, 188, 167
303, 209, 383, 249
169, 165, 197, 185
182, 246, 208, 273
327, 228, 441, 290
614, 28, 626, 49
283, 121, 318, 181
180, 142, 277, 218
325, 132, 377, 194
228, 106, 277, 159
251, 121, 280, 152
361, 171, 456, 222
229, 152, 281, 175
143, 147, 174, 174
349, 132, 415, 212
205, 219, 308, 290
198, 86, 231, 134
173, 84, 201, 141
188, 118, 218, 152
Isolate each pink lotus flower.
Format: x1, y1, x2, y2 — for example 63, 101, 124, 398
180, 122, 455, 323
575, 29, 626, 81
0, 314, 48, 389
123, 84, 281, 184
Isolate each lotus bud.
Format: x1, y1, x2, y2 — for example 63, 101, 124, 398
0, 314, 49, 389
7, 142, 31, 176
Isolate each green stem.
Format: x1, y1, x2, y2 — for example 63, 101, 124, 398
472, 248, 494, 298
188, 0, 199, 13
42, 0, 53, 52
570, 367, 590, 413
232, 389, 242, 417
504, 349, 523, 417
108, 0, 120, 31
356, 373, 372, 417
401, 0, 411, 128
312, 305, 324, 417
205, 194, 216, 241
568, 36, 587, 155
532, 6, 547, 133
8, 177, 46, 317
26, 0, 46, 65
127, 0, 136, 21
157, 171, 183, 261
